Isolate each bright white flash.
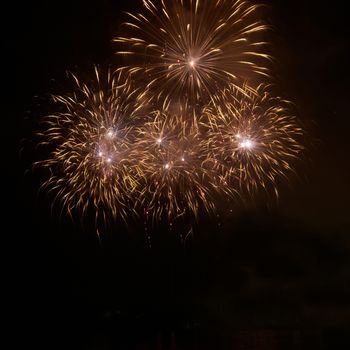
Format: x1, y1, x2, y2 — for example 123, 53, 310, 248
165, 163, 170, 169
240, 139, 254, 149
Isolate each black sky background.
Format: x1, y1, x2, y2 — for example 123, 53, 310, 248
13, 0, 350, 348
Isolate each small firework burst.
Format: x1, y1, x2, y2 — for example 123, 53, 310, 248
34, 67, 150, 223
201, 84, 304, 198
114, 0, 270, 104
133, 107, 216, 222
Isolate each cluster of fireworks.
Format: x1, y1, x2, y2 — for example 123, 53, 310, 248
35, 0, 304, 225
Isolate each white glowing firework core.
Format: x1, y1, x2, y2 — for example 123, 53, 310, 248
165, 163, 170, 169
240, 139, 254, 149
107, 130, 114, 138
157, 138, 162, 144
188, 59, 196, 68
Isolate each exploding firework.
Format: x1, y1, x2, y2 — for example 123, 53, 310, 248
133, 108, 216, 222
114, 0, 270, 104
201, 84, 304, 198
34, 67, 150, 223
32, 1, 306, 229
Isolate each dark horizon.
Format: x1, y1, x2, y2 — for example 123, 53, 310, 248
14, 0, 350, 349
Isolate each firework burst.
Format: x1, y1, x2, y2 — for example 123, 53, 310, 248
34, 67, 150, 223
114, 0, 271, 104
133, 107, 216, 222
201, 84, 304, 199
32, 1, 306, 230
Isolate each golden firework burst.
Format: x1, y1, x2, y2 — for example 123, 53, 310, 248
133, 106, 216, 222
201, 84, 304, 199
34, 67, 150, 223
114, 0, 271, 104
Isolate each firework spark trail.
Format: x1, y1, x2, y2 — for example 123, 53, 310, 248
34, 67, 151, 223
201, 84, 304, 199
133, 107, 216, 222
114, 0, 271, 105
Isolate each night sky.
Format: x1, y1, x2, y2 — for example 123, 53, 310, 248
14, 0, 350, 349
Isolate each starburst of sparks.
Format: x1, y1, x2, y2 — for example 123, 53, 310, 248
34, 67, 150, 223
33, 0, 306, 229
201, 84, 304, 198
114, 0, 271, 104
133, 107, 216, 222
